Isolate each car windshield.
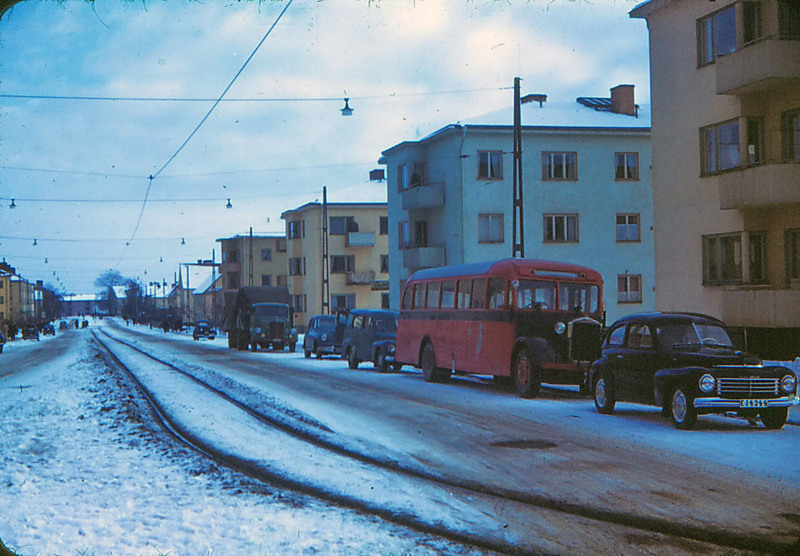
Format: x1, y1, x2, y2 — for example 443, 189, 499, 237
375, 318, 398, 332
656, 322, 733, 349
316, 316, 336, 330
253, 305, 289, 320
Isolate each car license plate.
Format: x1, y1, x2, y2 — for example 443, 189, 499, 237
740, 399, 768, 408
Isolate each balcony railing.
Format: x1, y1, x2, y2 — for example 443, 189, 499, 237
346, 231, 375, 247
402, 245, 446, 270
401, 182, 445, 210
346, 270, 375, 285
720, 287, 800, 328
718, 161, 800, 209
716, 38, 800, 95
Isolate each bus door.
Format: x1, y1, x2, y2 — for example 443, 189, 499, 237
479, 277, 513, 376
452, 278, 481, 373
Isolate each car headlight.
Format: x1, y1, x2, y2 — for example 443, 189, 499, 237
321, 333, 328, 341
699, 374, 715, 393
254, 328, 262, 334
781, 374, 797, 394
554, 322, 566, 335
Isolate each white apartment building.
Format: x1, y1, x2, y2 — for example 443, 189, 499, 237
379, 85, 655, 323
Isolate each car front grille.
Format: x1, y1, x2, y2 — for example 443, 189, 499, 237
717, 377, 779, 398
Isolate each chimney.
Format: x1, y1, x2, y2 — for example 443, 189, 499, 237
610, 84, 637, 117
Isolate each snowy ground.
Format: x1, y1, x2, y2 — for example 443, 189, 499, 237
0, 320, 479, 556
1, 318, 798, 555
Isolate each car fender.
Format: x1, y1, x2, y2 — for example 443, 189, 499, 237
654, 367, 705, 404
372, 339, 395, 360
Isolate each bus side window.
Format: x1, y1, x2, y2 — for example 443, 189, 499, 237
401, 286, 413, 310
441, 281, 455, 309
471, 278, 487, 309
487, 277, 506, 309
414, 283, 426, 309
457, 279, 471, 309
426, 282, 440, 309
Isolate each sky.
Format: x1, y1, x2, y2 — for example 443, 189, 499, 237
0, 0, 651, 295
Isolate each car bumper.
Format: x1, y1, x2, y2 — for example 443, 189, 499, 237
694, 396, 798, 410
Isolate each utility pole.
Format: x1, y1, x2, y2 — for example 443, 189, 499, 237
321, 187, 330, 315
512, 77, 525, 258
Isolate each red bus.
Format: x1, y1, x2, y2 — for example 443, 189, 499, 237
395, 259, 605, 397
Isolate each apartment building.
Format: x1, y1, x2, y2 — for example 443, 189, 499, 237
631, 0, 800, 358
217, 232, 288, 293
379, 86, 654, 323
280, 202, 389, 329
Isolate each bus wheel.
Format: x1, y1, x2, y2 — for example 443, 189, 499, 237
421, 342, 439, 382
513, 348, 540, 398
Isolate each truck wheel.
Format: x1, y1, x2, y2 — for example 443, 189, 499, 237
670, 387, 697, 430
760, 408, 788, 429
347, 347, 360, 370
512, 347, 540, 398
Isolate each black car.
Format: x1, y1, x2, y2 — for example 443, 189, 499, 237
0, 330, 5, 353
303, 315, 339, 359
341, 309, 401, 372
22, 325, 40, 341
192, 320, 217, 340
42, 324, 55, 336
589, 312, 798, 430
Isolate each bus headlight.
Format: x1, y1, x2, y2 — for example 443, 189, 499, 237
781, 374, 797, 394
699, 374, 715, 393
554, 322, 566, 335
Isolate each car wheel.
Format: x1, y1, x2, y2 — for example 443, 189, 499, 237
274, 342, 284, 351
670, 387, 697, 430
347, 347, 360, 370
392, 362, 402, 372
315, 345, 323, 359
760, 408, 788, 430
304, 345, 311, 359
512, 347, 540, 399
593, 372, 616, 415
250, 342, 258, 352
289, 342, 296, 353
377, 351, 389, 373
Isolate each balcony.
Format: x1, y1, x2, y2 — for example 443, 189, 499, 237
219, 261, 241, 274
402, 245, 445, 270
346, 271, 375, 285
401, 183, 444, 210
346, 231, 375, 247
716, 38, 800, 95
720, 287, 800, 328
718, 162, 800, 209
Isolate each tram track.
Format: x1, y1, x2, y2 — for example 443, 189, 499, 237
91, 328, 799, 555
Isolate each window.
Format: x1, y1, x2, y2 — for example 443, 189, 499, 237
541, 151, 577, 180
780, 0, 800, 38
379, 216, 389, 235
618, 274, 642, 303
543, 214, 578, 243
701, 119, 740, 174
743, 2, 762, 44
261, 248, 272, 261
478, 214, 504, 243
381, 293, 390, 309
410, 162, 426, 187
426, 282, 440, 309
477, 151, 503, 180
628, 323, 652, 348
398, 221, 410, 249
414, 284, 426, 309
261, 275, 272, 286
616, 214, 641, 242
276, 238, 287, 252
288, 220, 303, 239
331, 293, 355, 310
276, 275, 287, 287
226, 272, 240, 289
330, 216, 356, 235
746, 117, 763, 166
398, 162, 426, 190
781, 109, 800, 161
293, 294, 306, 313
397, 163, 409, 192
225, 249, 238, 263
786, 229, 800, 284
607, 325, 626, 347
380, 254, 389, 274
456, 279, 472, 309
440, 281, 455, 309
471, 278, 487, 308
331, 255, 355, 273
698, 5, 736, 66
289, 257, 305, 276
414, 220, 428, 248
615, 153, 639, 180
702, 231, 766, 285
487, 278, 506, 309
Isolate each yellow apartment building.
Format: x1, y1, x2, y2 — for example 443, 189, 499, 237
632, 0, 800, 358
281, 202, 389, 330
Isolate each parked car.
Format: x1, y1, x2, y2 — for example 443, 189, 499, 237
59, 320, 69, 330
192, 320, 217, 341
303, 315, 338, 359
42, 323, 55, 336
341, 309, 401, 372
22, 326, 40, 341
589, 312, 798, 430
0, 330, 5, 353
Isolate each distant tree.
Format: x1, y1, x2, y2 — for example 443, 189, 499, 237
94, 269, 127, 291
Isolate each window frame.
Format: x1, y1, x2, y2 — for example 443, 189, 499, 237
478, 213, 504, 244
617, 274, 643, 304
543, 214, 579, 243
616, 213, 641, 243
781, 108, 800, 161
614, 152, 639, 181
700, 118, 741, 175
786, 228, 800, 284
541, 151, 577, 181
477, 150, 503, 180
330, 254, 355, 274
697, 4, 737, 67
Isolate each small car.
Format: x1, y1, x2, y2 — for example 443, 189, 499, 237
341, 308, 401, 372
303, 315, 339, 359
42, 324, 56, 336
192, 320, 217, 341
59, 320, 69, 330
589, 312, 798, 430
22, 325, 40, 341
0, 330, 5, 353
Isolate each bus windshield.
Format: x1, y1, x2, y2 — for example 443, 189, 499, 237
559, 282, 599, 313
515, 280, 557, 310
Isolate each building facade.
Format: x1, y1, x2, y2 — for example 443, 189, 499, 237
217, 232, 288, 293
631, 0, 800, 358
379, 86, 655, 323
281, 202, 390, 329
